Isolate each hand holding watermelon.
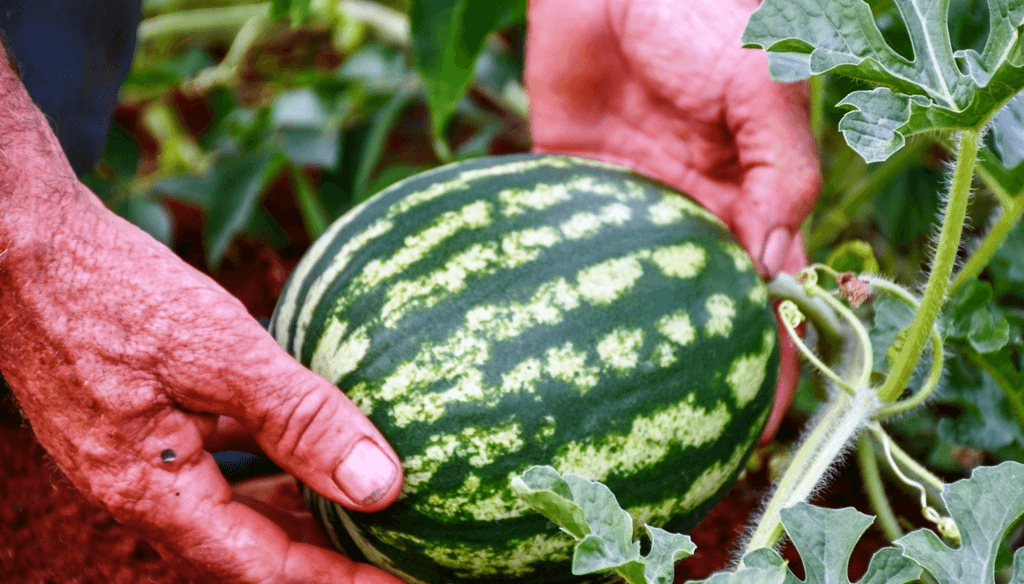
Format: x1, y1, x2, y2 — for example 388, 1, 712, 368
0, 45, 404, 584
527, 0, 820, 443
527, 0, 821, 276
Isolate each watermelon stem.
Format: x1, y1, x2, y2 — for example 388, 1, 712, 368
876, 129, 979, 403
855, 433, 904, 542
778, 300, 855, 395
870, 423, 960, 543
742, 384, 880, 558
862, 276, 945, 420
804, 278, 874, 390
767, 273, 844, 346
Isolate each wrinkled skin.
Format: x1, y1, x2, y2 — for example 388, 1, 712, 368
0, 46, 404, 584
526, 0, 822, 441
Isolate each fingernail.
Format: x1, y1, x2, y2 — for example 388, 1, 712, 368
761, 228, 793, 276
334, 439, 398, 505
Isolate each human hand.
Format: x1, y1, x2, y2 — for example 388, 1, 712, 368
526, 0, 821, 442
0, 65, 403, 584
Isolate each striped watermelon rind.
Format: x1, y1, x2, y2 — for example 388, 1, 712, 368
271, 154, 779, 583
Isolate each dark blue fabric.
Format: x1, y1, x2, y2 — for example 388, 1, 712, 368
1, 0, 142, 176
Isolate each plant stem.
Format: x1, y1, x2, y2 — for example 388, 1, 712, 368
779, 303, 855, 395
742, 387, 879, 557
139, 1, 408, 45
951, 194, 1024, 294
290, 164, 329, 238
856, 435, 903, 542
810, 286, 873, 389
138, 4, 269, 42
877, 130, 979, 403
865, 425, 947, 513
861, 276, 945, 419
809, 75, 825, 146
767, 273, 844, 347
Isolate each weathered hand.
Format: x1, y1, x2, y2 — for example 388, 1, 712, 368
0, 64, 403, 584
526, 0, 821, 441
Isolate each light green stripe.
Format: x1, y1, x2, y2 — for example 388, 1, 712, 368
498, 183, 574, 217
273, 196, 377, 349
727, 329, 777, 407
576, 253, 647, 305
650, 243, 707, 279
721, 241, 754, 272
372, 246, 713, 428
628, 413, 762, 525
559, 203, 631, 239
380, 226, 562, 328
553, 395, 731, 482
543, 342, 601, 393
365, 526, 574, 577
379, 156, 577, 221
657, 310, 696, 347
704, 294, 737, 338
648, 191, 724, 226
353, 200, 493, 295
596, 328, 645, 373
419, 472, 530, 521
311, 320, 371, 385
293, 218, 395, 358
748, 281, 769, 306
402, 421, 524, 491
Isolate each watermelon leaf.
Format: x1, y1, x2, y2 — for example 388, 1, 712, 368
512, 465, 695, 584
511, 466, 590, 540
742, 0, 1024, 162
696, 503, 921, 584
992, 92, 1024, 169
896, 461, 1024, 583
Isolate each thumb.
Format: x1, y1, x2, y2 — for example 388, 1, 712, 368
725, 51, 820, 276
225, 333, 403, 513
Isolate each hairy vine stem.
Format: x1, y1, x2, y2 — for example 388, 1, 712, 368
877, 130, 979, 403
743, 386, 880, 557
861, 276, 945, 419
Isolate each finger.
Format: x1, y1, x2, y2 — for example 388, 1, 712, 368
248, 350, 402, 512
179, 318, 403, 513
205, 416, 263, 454
107, 415, 403, 584
781, 231, 810, 275
725, 51, 821, 276
759, 234, 807, 444
760, 309, 800, 445
232, 474, 332, 548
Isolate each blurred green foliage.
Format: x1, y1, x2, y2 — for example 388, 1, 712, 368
86, 0, 528, 269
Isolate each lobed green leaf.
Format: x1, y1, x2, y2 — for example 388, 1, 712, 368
696, 503, 920, 584
512, 466, 695, 584
743, 0, 1024, 162
896, 461, 1024, 583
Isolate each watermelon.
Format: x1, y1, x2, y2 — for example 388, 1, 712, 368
270, 153, 779, 583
